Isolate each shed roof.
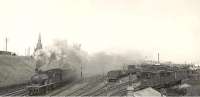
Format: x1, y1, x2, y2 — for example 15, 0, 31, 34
134, 87, 162, 97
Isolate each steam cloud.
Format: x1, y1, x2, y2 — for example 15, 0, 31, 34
85, 51, 145, 77
33, 40, 145, 77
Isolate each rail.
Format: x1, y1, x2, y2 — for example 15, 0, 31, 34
3, 88, 27, 96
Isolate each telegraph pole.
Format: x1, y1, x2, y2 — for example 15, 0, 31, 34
158, 53, 159, 64
102, 64, 105, 77
28, 47, 30, 56
25, 48, 26, 56
157, 52, 160, 65
5, 37, 7, 51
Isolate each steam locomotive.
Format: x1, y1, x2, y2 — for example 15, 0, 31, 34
26, 68, 77, 95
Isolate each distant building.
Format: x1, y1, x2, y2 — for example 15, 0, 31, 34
0, 51, 16, 56
33, 33, 44, 72
34, 33, 43, 54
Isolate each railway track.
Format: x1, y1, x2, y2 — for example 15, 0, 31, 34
110, 88, 127, 96
0, 84, 27, 95
84, 81, 130, 96
109, 81, 183, 96
67, 77, 105, 96
85, 79, 141, 96
83, 84, 107, 96
82, 82, 107, 96
46, 75, 106, 96
100, 82, 129, 96
2, 88, 27, 96
110, 81, 141, 96
0, 84, 28, 96
48, 80, 81, 96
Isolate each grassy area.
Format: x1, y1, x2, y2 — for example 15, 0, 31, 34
0, 55, 35, 87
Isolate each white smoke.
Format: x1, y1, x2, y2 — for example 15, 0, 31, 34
84, 51, 145, 77
33, 39, 145, 77
33, 49, 49, 70
33, 40, 88, 73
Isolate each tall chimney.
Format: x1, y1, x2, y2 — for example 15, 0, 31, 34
158, 53, 160, 64
5, 37, 7, 51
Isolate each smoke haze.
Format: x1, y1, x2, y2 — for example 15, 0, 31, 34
34, 40, 146, 77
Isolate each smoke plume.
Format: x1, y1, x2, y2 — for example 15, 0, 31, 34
33, 40, 145, 77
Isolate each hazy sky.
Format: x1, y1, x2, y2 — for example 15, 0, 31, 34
0, 0, 200, 63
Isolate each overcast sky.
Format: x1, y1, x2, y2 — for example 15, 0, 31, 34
0, 0, 199, 63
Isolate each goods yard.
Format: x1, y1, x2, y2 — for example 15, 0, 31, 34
1, 62, 199, 96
